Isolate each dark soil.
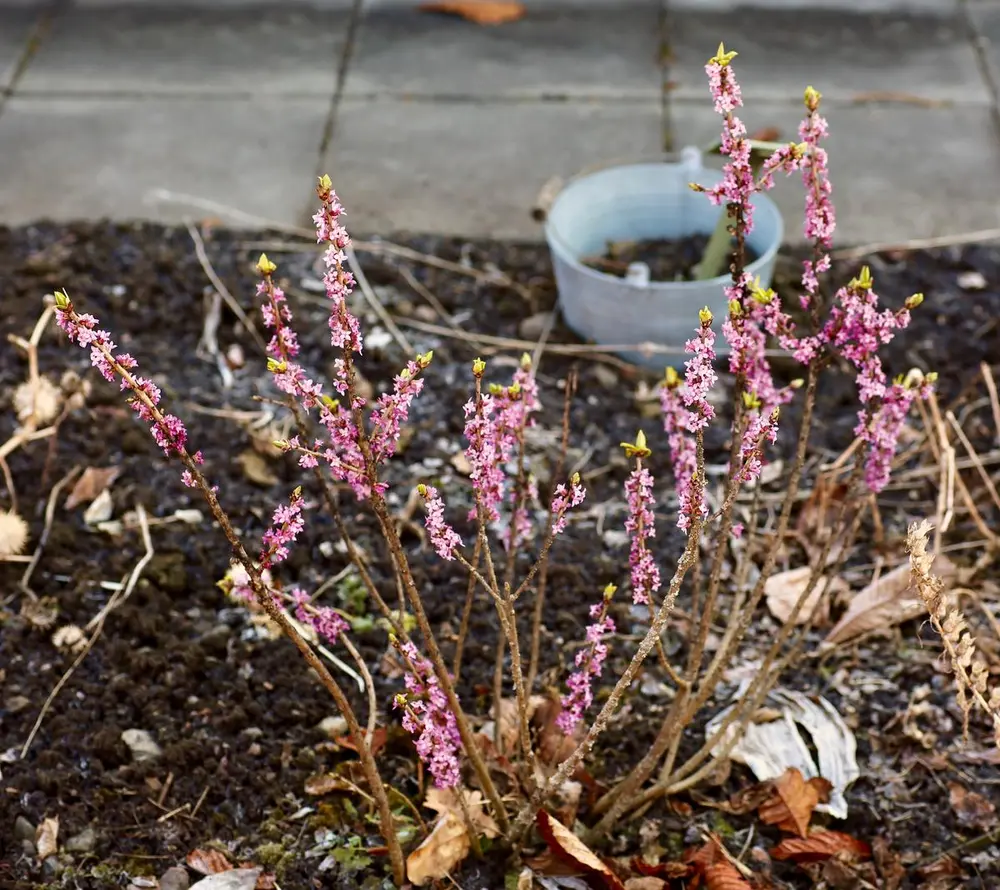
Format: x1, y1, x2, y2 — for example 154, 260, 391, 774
2, 222, 1000, 890
582, 234, 760, 282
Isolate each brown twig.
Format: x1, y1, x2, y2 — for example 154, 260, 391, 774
20, 465, 80, 601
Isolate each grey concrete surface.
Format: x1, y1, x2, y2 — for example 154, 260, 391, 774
0, 0, 998, 248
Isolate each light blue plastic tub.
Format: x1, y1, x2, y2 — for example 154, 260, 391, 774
545, 148, 783, 369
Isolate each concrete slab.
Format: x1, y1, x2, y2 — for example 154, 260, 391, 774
666, 7, 988, 105
0, 97, 325, 224
967, 2, 1000, 97
0, 7, 42, 90
323, 98, 663, 237
669, 100, 1000, 246
344, 2, 663, 99
17, 5, 348, 95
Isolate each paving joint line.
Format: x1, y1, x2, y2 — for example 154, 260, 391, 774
959, 0, 1000, 137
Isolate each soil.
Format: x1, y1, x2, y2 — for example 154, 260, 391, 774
582, 234, 760, 282
2, 222, 1000, 890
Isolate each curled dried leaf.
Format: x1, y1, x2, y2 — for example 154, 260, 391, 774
771, 831, 871, 864
536, 810, 625, 890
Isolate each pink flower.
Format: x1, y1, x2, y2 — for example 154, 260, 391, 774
503, 474, 539, 553
558, 590, 616, 734
736, 408, 780, 485
369, 356, 431, 464
54, 291, 191, 459
290, 588, 349, 645
550, 473, 586, 535
463, 393, 506, 522
394, 641, 463, 788
624, 463, 660, 605
417, 484, 463, 559
260, 487, 306, 568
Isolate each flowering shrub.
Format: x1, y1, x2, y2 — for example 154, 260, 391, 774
51, 44, 936, 883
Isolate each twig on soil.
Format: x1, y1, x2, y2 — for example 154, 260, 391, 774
982, 362, 1000, 448
832, 226, 1000, 260
345, 243, 414, 354
186, 221, 268, 354
398, 264, 465, 334
21, 503, 154, 758
196, 290, 235, 389
19, 465, 80, 601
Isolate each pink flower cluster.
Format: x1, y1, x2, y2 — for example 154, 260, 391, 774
54, 291, 198, 468
736, 407, 780, 484
624, 462, 660, 605
660, 311, 718, 531
550, 473, 587, 535
417, 484, 463, 559
557, 589, 616, 734
290, 588, 349, 646
260, 487, 305, 568
394, 641, 463, 788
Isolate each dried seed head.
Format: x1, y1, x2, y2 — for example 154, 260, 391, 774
0, 509, 29, 557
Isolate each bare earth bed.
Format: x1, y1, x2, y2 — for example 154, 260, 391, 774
2, 222, 1000, 889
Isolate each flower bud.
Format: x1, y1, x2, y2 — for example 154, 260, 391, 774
416, 483, 428, 497
317, 174, 333, 194
417, 350, 434, 367
925, 371, 939, 385
689, 182, 707, 194
520, 352, 532, 370
850, 266, 874, 291
789, 378, 805, 390
905, 292, 924, 310
320, 394, 340, 411
742, 391, 761, 410
267, 357, 286, 373
488, 382, 504, 395
664, 366, 681, 389
571, 472, 581, 485
804, 85, 822, 111
472, 358, 486, 377
603, 582, 617, 600
709, 42, 738, 67
620, 429, 651, 459
53, 289, 71, 310
698, 306, 714, 326
256, 253, 277, 276
728, 299, 742, 318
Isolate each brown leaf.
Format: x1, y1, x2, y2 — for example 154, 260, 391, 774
419, 0, 525, 25
536, 810, 625, 890
771, 831, 871, 864
825, 555, 957, 645
187, 847, 235, 875
303, 772, 354, 796
632, 858, 691, 880
703, 862, 754, 890
725, 781, 777, 815
65, 465, 121, 510
948, 782, 997, 830
915, 855, 965, 882
764, 566, 840, 626
236, 450, 278, 487
534, 693, 583, 768
757, 768, 832, 838
35, 816, 59, 861
406, 810, 470, 886
333, 727, 387, 757
424, 788, 500, 840
872, 836, 905, 890
624, 878, 667, 890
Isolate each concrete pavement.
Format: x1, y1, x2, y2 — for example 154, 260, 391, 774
1, 0, 1000, 246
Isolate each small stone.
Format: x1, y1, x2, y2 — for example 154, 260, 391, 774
317, 716, 348, 738
592, 364, 619, 389
6, 695, 31, 715
121, 729, 163, 763
518, 310, 553, 341
957, 270, 987, 290
160, 865, 190, 890
14, 815, 36, 841
65, 827, 97, 853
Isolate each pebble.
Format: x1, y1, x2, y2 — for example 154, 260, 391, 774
14, 815, 36, 841
957, 270, 987, 290
159, 865, 191, 890
6, 695, 31, 715
65, 827, 97, 853
120, 729, 163, 763
518, 310, 553, 341
317, 715, 348, 738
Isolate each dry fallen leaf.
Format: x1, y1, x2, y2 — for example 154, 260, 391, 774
425, 787, 501, 840
21, 595, 60, 630
303, 772, 354, 796
624, 878, 667, 890
420, 0, 525, 25
35, 816, 59, 860
702, 862, 753, 890
536, 810, 625, 890
683, 836, 753, 890
237, 450, 279, 487
187, 847, 235, 875
825, 555, 957, 645
771, 831, 871, 864
948, 782, 997, 830
757, 767, 832, 838
765, 566, 842, 625
872, 836, 905, 890
406, 810, 470, 886
65, 465, 121, 510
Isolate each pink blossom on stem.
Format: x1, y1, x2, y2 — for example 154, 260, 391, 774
463, 391, 506, 522
417, 484, 463, 559
369, 355, 432, 463
736, 407, 780, 485
503, 474, 539, 553
550, 473, 587, 536
621, 432, 660, 605
290, 588, 349, 645
314, 176, 362, 355
54, 290, 195, 461
260, 487, 305, 568
394, 641, 463, 788
557, 587, 616, 734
